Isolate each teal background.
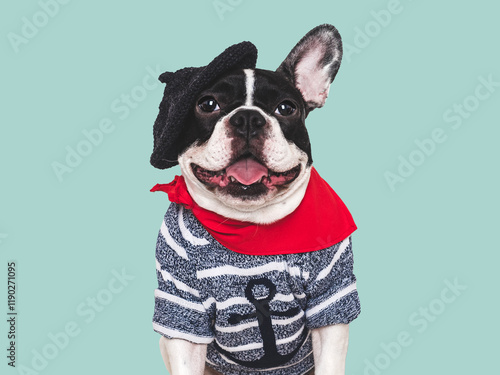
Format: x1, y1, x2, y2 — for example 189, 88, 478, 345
1, 0, 499, 374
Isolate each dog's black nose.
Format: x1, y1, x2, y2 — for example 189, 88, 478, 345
229, 110, 266, 139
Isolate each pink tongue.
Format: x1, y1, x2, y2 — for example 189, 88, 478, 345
226, 158, 268, 185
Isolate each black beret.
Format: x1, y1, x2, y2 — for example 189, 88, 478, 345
150, 41, 258, 169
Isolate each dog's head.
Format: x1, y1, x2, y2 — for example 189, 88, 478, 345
151, 25, 342, 223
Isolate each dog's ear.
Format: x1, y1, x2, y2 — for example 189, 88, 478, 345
277, 24, 342, 111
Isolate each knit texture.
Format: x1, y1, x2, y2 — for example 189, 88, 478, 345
152, 203, 361, 374
151, 42, 258, 169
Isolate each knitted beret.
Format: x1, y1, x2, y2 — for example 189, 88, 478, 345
151, 41, 258, 169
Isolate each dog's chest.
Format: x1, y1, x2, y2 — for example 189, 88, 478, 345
164, 202, 313, 324
159, 203, 317, 372
195, 241, 313, 371
154, 201, 359, 373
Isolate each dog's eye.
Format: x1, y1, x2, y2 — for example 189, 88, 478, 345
198, 97, 220, 112
275, 101, 296, 116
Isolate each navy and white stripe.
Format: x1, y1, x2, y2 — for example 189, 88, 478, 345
153, 203, 360, 374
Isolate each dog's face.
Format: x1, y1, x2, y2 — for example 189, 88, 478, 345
179, 69, 311, 221
178, 25, 343, 223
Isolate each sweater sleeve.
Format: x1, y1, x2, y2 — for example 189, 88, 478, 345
152, 207, 214, 344
304, 236, 361, 329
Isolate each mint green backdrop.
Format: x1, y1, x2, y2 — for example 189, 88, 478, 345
1, 1, 498, 374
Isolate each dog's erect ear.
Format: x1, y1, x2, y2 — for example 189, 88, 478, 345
276, 24, 342, 111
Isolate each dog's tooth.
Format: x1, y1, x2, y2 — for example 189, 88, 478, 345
229, 176, 236, 183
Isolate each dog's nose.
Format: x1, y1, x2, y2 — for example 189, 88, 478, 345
229, 110, 266, 139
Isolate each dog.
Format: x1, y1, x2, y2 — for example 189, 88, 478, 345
150, 24, 360, 375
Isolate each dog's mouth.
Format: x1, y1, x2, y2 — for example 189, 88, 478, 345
191, 156, 301, 194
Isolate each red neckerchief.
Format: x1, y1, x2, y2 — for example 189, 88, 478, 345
151, 167, 356, 255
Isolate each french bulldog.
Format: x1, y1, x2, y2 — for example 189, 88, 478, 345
151, 24, 360, 375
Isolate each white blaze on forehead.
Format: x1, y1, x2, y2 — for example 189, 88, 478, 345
244, 69, 255, 106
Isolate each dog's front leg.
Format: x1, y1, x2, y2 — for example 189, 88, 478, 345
159, 336, 207, 375
311, 324, 349, 375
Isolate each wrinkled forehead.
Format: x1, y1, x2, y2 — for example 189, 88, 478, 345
198, 68, 303, 108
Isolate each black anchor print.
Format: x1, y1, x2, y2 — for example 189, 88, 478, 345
214, 278, 308, 369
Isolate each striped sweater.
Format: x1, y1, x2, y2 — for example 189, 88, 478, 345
153, 203, 360, 375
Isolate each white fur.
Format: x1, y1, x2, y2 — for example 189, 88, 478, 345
261, 110, 307, 173
311, 324, 350, 375
179, 105, 311, 224
159, 336, 207, 375
294, 45, 339, 108
244, 69, 255, 106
